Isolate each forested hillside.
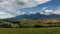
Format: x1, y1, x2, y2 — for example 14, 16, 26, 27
0, 18, 60, 28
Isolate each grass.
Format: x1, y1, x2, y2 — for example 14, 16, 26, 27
0, 27, 60, 34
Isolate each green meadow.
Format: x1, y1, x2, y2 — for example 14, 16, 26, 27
0, 27, 60, 34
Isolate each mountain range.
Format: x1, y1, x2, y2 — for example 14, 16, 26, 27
5, 12, 60, 20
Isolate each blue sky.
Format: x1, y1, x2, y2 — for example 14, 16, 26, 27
20, 0, 60, 12
0, 0, 60, 19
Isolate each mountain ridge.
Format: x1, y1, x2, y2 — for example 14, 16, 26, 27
5, 13, 60, 20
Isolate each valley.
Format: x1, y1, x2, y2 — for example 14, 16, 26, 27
0, 18, 60, 28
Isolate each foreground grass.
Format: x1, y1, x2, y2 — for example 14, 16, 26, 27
0, 27, 60, 34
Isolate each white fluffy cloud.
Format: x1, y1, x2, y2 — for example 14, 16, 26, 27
0, 10, 16, 19
41, 10, 54, 15
0, 0, 50, 19
0, 0, 50, 10
41, 7, 60, 15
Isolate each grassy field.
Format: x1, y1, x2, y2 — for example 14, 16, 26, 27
0, 27, 60, 34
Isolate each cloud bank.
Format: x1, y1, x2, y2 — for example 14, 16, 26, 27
0, 0, 50, 10
0, 0, 50, 19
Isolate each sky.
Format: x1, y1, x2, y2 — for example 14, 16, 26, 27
0, 0, 60, 19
